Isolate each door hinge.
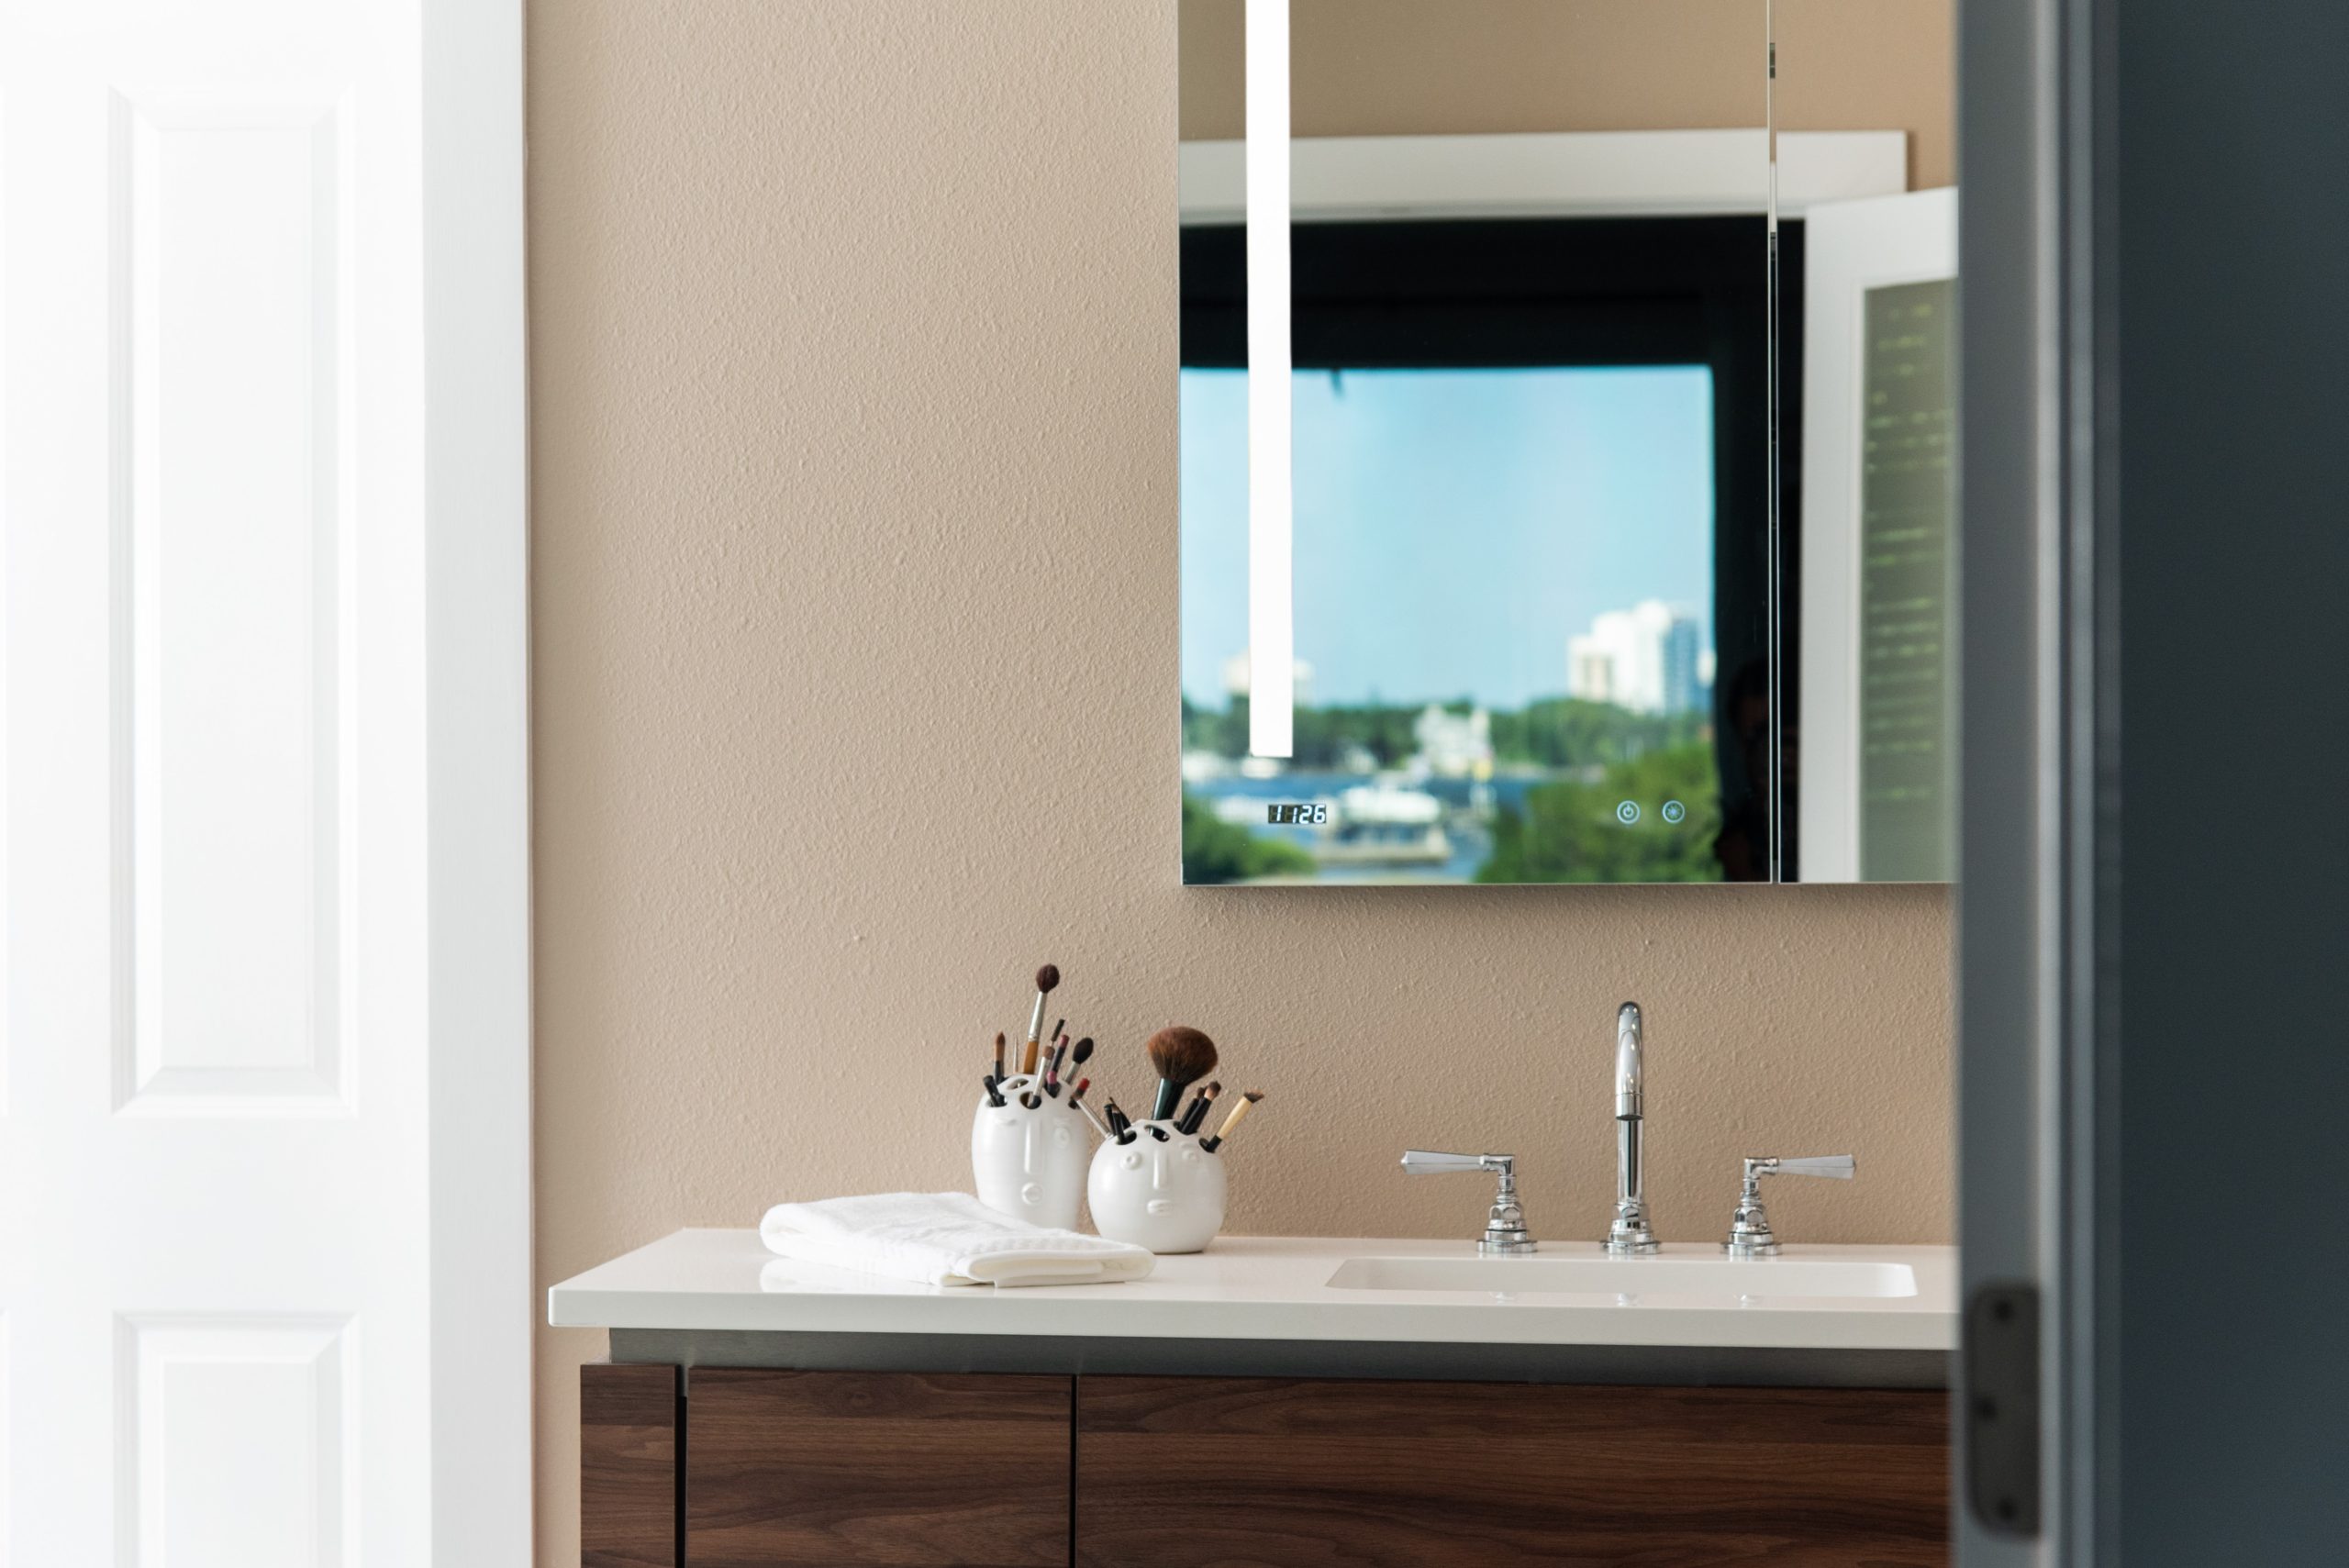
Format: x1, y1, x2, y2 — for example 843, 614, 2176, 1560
1963, 1282, 2041, 1537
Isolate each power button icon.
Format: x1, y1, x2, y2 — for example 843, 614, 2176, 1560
1661, 800, 1687, 824
1616, 801, 1642, 824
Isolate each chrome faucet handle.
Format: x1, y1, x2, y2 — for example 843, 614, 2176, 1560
1721, 1154, 1857, 1257
1400, 1151, 1537, 1255
1764, 1155, 1856, 1180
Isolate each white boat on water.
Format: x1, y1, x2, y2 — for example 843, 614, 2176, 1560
1180, 750, 1235, 784
1315, 782, 1452, 866
1337, 783, 1442, 825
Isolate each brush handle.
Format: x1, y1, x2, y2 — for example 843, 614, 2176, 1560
1202, 1095, 1257, 1151
1152, 1080, 1184, 1122
1176, 1090, 1217, 1136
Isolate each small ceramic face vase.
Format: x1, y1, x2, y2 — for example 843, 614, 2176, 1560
969, 1084, 1088, 1232
1087, 1124, 1228, 1253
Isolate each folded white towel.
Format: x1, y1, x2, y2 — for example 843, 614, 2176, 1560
758, 1192, 1156, 1288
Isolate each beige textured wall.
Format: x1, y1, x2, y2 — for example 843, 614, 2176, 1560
1181, 0, 1954, 188
529, 1, 1953, 1559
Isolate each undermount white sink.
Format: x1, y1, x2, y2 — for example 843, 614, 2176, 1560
1325, 1253, 1918, 1299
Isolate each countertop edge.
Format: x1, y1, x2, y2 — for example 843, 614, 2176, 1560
545, 1231, 1960, 1354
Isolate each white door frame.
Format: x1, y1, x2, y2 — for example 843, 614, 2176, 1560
420, 0, 531, 1558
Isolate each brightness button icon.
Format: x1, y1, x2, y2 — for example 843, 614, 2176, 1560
1662, 800, 1687, 824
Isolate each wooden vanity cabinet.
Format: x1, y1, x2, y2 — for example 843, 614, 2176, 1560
581, 1362, 682, 1568
1076, 1375, 1950, 1568
687, 1369, 1069, 1568
580, 1364, 1949, 1568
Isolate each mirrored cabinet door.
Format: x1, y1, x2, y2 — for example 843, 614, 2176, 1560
1175, 0, 1953, 887
1782, 4, 1959, 884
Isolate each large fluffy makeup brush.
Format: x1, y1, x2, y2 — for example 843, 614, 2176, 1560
1021, 964, 1060, 1076
1145, 1026, 1219, 1122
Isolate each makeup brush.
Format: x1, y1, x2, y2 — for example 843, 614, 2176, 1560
1022, 965, 1060, 1075
1070, 1037, 1095, 1073
1145, 1026, 1219, 1122
1044, 1038, 1070, 1095
1176, 1081, 1222, 1137
1067, 1078, 1108, 1138
990, 1031, 1007, 1089
982, 1074, 1006, 1109
1199, 1089, 1263, 1153
1104, 1098, 1134, 1143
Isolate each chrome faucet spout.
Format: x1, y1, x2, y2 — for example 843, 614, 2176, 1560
1614, 1001, 1643, 1118
1604, 1002, 1660, 1255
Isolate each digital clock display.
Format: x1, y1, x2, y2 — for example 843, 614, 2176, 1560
1264, 803, 1330, 827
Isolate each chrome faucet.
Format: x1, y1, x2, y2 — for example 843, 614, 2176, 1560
1400, 1150, 1537, 1254
1604, 1002, 1659, 1254
1720, 1155, 1856, 1256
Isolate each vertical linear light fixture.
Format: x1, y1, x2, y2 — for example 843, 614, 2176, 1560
1245, 0, 1294, 757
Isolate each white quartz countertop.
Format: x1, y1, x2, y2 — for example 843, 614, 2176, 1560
550, 1230, 1957, 1353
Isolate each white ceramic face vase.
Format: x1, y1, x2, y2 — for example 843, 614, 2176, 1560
969, 1082, 1090, 1232
1087, 1123, 1228, 1254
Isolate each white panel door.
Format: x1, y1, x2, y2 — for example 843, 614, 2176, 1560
0, 0, 528, 1562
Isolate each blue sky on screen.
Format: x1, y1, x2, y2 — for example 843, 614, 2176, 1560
1180, 364, 1715, 710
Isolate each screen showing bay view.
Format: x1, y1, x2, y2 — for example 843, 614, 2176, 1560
1181, 364, 1725, 884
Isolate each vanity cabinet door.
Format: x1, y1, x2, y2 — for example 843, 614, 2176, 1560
582, 1363, 682, 1568
685, 1369, 1072, 1568
1075, 1375, 1949, 1568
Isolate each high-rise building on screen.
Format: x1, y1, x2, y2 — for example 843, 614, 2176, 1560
1567, 600, 1707, 715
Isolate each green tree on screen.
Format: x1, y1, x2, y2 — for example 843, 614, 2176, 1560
1181, 793, 1316, 884
1475, 743, 1724, 884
